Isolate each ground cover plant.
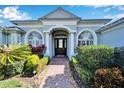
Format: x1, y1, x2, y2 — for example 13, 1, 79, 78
0, 79, 28, 88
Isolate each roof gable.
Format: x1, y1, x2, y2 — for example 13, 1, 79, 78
39, 7, 80, 20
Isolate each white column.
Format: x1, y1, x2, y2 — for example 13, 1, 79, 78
10, 33, 14, 44
11, 32, 18, 44
15, 33, 18, 44
52, 36, 55, 56
45, 32, 50, 56
70, 32, 75, 57
67, 34, 69, 59
0, 31, 2, 44
49, 33, 52, 58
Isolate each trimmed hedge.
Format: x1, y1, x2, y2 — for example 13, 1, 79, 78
72, 56, 93, 87
76, 45, 114, 71
72, 45, 115, 87
72, 46, 124, 87
114, 47, 124, 69
77, 66, 93, 86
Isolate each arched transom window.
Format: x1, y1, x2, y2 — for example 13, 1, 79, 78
28, 32, 42, 47
78, 31, 94, 46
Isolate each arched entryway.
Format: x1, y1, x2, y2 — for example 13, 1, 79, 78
45, 26, 75, 60
52, 29, 68, 56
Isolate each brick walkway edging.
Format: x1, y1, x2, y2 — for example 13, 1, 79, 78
66, 59, 79, 88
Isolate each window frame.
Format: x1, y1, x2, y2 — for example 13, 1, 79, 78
77, 29, 97, 46
28, 31, 43, 47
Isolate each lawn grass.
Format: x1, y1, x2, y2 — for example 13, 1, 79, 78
0, 79, 27, 88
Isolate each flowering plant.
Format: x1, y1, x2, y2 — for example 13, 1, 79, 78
29, 44, 46, 56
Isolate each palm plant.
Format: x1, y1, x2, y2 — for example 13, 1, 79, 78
0, 44, 31, 65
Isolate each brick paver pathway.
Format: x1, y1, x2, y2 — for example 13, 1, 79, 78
39, 56, 74, 88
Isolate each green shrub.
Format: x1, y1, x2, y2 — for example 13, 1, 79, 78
4, 61, 25, 77
23, 61, 34, 76
0, 65, 5, 80
114, 47, 124, 68
23, 54, 40, 76
76, 45, 114, 71
36, 63, 44, 74
0, 73, 4, 80
72, 45, 114, 87
27, 54, 40, 65
36, 57, 49, 74
71, 57, 93, 87
0, 61, 24, 78
0, 44, 31, 78
0, 69, 5, 80
23, 55, 49, 76
40, 57, 49, 65
72, 45, 124, 87
72, 56, 78, 64
0, 44, 31, 65
94, 67, 124, 88
77, 66, 93, 86
4, 64, 15, 77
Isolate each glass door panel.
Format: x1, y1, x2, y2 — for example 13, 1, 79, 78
55, 38, 67, 55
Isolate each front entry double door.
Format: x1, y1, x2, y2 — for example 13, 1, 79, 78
55, 38, 67, 55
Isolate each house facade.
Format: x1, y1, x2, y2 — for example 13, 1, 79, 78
0, 7, 124, 60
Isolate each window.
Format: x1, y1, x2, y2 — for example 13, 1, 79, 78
78, 31, 94, 46
59, 39, 63, 48
28, 32, 42, 47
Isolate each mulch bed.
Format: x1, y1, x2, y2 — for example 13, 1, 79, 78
69, 61, 85, 88
66, 59, 79, 88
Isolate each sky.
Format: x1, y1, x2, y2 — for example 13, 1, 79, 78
0, 5, 124, 26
